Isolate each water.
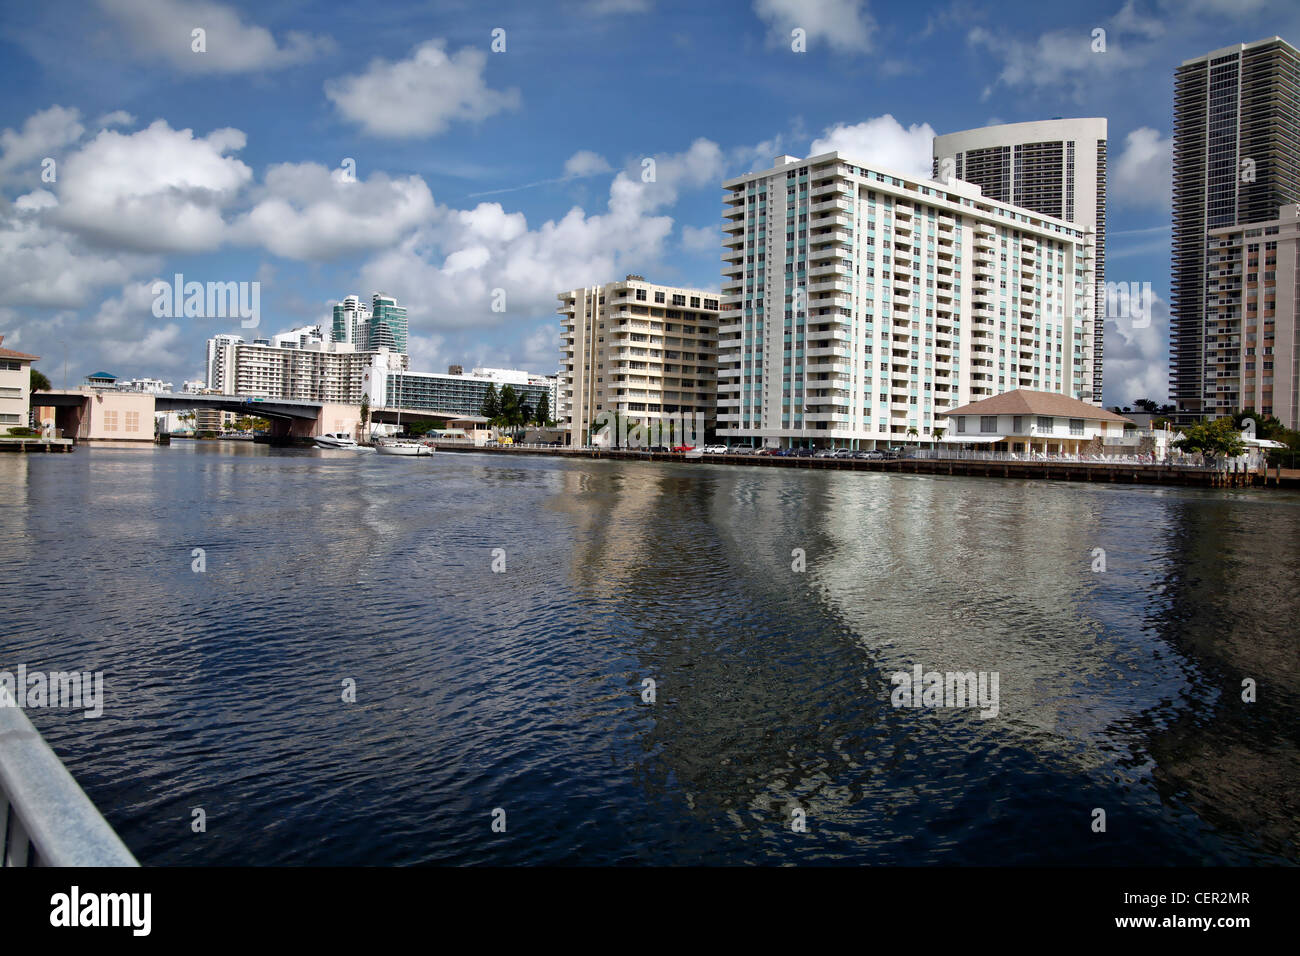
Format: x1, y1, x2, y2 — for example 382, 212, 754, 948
1, 443, 1296, 865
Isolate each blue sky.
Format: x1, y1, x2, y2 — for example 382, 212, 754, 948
2, 0, 1298, 406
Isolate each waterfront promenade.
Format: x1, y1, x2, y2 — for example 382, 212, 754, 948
432, 442, 1289, 489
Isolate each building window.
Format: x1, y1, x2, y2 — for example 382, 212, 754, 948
1036, 416, 1053, 433
956, 416, 966, 434
980, 415, 997, 432
1012, 415, 1024, 433
1069, 418, 1084, 436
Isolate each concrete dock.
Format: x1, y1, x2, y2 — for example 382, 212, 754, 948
432, 443, 1290, 489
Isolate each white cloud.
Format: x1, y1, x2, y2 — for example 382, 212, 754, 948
1111, 127, 1171, 211
0, 198, 157, 308
1103, 293, 1169, 407
809, 114, 936, 178
98, 0, 332, 73
325, 40, 520, 139
14, 190, 58, 213
967, 3, 1177, 100
681, 224, 719, 254
754, 0, 876, 53
52, 120, 252, 253
95, 110, 137, 129
564, 150, 612, 178
232, 163, 437, 261
0, 106, 84, 181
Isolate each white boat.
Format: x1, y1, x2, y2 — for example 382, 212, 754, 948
374, 439, 433, 456
314, 432, 358, 449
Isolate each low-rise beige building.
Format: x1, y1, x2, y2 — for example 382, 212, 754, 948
941, 388, 1132, 455
0, 336, 39, 432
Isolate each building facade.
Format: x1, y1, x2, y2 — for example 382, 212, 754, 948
558, 275, 719, 446
1203, 203, 1300, 428
0, 337, 39, 430
205, 333, 407, 404
719, 153, 1097, 450
942, 388, 1133, 456
933, 118, 1107, 402
367, 294, 408, 354
331, 295, 368, 347
1171, 37, 1300, 423
368, 365, 553, 418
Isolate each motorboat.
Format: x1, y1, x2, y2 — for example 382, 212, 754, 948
314, 432, 358, 449
374, 439, 433, 456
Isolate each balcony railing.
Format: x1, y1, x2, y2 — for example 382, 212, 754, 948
0, 687, 137, 866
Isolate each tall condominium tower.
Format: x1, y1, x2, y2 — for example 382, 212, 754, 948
934, 118, 1107, 403
557, 275, 719, 446
719, 153, 1097, 449
331, 295, 369, 346
1203, 204, 1300, 428
1171, 37, 1300, 422
368, 293, 408, 354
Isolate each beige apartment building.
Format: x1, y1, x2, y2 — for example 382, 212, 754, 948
0, 336, 39, 431
558, 275, 720, 446
1203, 204, 1300, 429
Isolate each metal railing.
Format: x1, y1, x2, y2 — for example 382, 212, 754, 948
0, 687, 137, 866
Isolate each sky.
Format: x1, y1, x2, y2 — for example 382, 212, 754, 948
2, 0, 1298, 407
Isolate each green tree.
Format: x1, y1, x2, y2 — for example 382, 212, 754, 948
534, 393, 550, 425
1232, 408, 1285, 441
481, 383, 499, 421
498, 385, 520, 432
1132, 398, 1160, 413
30, 368, 51, 392
1174, 418, 1247, 459
359, 395, 370, 436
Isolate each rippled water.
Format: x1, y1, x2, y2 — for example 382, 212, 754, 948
1, 443, 1297, 865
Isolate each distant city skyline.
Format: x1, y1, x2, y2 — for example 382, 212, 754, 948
4, 1, 1300, 408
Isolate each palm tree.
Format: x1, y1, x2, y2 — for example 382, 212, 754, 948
30, 368, 51, 393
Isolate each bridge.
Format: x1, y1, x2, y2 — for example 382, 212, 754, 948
34, 389, 486, 442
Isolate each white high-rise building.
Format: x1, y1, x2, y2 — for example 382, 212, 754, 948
204, 331, 406, 403
331, 295, 369, 347
933, 118, 1107, 402
719, 152, 1098, 449
206, 334, 244, 394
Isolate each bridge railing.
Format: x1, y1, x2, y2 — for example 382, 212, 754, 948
0, 687, 137, 866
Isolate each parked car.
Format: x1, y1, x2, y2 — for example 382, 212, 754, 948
671, 445, 695, 453
729, 445, 755, 455
702, 444, 728, 454
814, 448, 837, 458
756, 446, 782, 456
794, 447, 816, 457
648, 445, 670, 453
832, 448, 853, 459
